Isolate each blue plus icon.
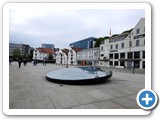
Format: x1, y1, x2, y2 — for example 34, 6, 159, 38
137, 89, 158, 110
142, 93, 153, 105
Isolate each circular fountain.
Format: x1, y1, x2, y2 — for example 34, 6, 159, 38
46, 67, 112, 84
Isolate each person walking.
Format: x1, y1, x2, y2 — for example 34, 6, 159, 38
18, 59, 22, 68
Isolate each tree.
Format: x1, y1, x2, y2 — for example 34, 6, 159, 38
13, 48, 21, 61
94, 37, 107, 47
48, 54, 53, 60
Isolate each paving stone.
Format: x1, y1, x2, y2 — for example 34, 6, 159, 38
9, 90, 15, 102
9, 62, 145, 109
71, 104, 98, 109
86, 89, 113, 100
50, 94, 79, 109
36, 88, 57, 97
98, 88, 126, 97
26, 97, 55, 109
70, 92, 98, 105
43, 81, 59, 88
10, 100, 26, 109
127, 94, 138, 101
112, 97, 140, 109
14, 89, 37, 100
113, 87, 136, 95
93, 100, 125, 109
53, 86, 73, 95
28, 81, 44, 89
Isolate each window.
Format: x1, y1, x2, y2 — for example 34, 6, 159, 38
143, 61, 145, 69
110, 45, 113, 50
136, 40, 140, 46
134, 51, 140, 58
109, 61, 113, 65
127, 52, 133, 59
114, 53, 119, 59
120, 61, 125, 66
136, 28, 140, 34
115, 44, 118, 49
143, 51, 145, 58
109, 54, 113, 59
120, 53, 125, 59
101, 54, 104, 57
129, 41, 132, 47
114, 61, 118, 66
101, 46, 104, 51
134, 61, 140, 68
121, 43, 124, 48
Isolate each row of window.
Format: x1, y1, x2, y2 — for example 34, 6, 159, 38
109, 51, 145, 59
109, 39, 144, 50
108, 27, 145, 43
109, 61, 145, 69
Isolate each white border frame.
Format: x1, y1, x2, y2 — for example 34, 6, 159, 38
3, 3, 151, 115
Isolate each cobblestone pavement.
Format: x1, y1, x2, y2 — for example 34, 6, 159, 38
9, 62, 144, 109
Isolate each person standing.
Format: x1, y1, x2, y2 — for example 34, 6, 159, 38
18, 59, 22, 68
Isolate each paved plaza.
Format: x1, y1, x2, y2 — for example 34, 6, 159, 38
9, 62, 145, 109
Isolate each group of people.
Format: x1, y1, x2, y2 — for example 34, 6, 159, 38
18, 59, 27, 68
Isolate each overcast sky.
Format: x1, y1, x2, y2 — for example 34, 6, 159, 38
9, 6, 144, 48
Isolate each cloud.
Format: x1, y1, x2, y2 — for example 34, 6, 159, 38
9, 7, 145, 48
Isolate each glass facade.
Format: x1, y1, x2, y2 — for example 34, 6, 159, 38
69, 37, 96, 49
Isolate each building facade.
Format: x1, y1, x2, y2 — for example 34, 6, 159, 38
9, 43, 31, 58
77, 47, 99, 66
68, 47, 82, 65
42, 44, 55, 49
56, 49, 69, 65
99, 18, 145, 69
69, 37, 96, 49
33, 48, 56, 61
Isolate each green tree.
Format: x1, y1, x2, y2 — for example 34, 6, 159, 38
13, 48, 21, 61
94, 37, 108, 47
48, 54, 53, 60
28, 49, 34, 61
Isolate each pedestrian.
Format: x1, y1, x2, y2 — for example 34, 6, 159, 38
18, 59, 22, 68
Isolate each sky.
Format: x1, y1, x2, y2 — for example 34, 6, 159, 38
9, 5, 145, 49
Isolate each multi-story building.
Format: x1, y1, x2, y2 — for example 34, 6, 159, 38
99, 18, 145, 69
33, 48, 56, 61
56, 49, 69, 65
42, 44, 55, 49
77, 47, 99, 66
9, 43, 31, 58
69, 37, 96, 49
68, 47, 82, 65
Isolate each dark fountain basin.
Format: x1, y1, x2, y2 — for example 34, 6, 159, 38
46, 67, 112, 85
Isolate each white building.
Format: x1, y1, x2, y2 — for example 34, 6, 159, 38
56, 49, 69, 65
77, 47, 99, 66
33, 48, 56, 61
68, 47, 82, 65
99, 18, 145, 69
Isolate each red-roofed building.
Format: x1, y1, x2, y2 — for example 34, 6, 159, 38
33, 48, 56, 62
